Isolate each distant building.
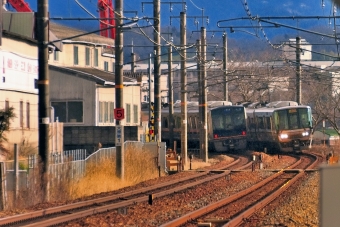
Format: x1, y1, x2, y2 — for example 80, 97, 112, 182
0, 30, 39, 152
282, 38, 312, 61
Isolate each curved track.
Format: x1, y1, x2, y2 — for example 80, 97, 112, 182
0, 155, 252, 227
160, 152, 320, 227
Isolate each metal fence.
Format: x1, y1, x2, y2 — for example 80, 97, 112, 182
0, 141, 166, 210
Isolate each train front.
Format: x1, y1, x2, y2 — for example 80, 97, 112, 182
274, 106, 313, 152
210, 106, 247, 152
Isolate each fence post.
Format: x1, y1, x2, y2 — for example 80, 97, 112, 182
0, 162, 7, 210
14, 144, 19, 203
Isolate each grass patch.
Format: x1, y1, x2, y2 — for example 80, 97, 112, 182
67, 143, 159, 200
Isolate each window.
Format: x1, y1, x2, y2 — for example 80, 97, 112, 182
74, 46, 79, 65
26, 102, 30, 128
53, 51, 59, 61
94, 49, 98, 67
99, 101, 114, 123
266, 117, 271, 130
104, 102, 108, 122
192, 117, 197, 129
51, 101, 83, 123
109, 102, 115, 122
112, 63, 115, 73
175, 116, 181, 128
126, 104, 131, 123
5, 100, 9, 111
99, 102, 103, 123
20, 101, 23, 127
163, 117, 168, 128
133, 104, 138, 123
258, 117, 265, 129
104, 61, 109, 71
85, 47, 90, 66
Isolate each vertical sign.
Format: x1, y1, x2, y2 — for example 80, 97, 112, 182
116, 125, 124, 146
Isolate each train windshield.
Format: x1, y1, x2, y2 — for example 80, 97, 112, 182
275, 108, 312, 130
211, 107, 246, 136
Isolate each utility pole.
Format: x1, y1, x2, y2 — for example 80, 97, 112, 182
115, 0, 124, 179
148, 53, 155, 142
154, 0, 161, 142
168, 46, 174, 149
200, 27, 208, 162
131, 44, 135, 74
296, 36, 301, 104
196, 39, 201, 106
223, 33, 228, 101
180, 11, 188, 167
37, 0, 50, 202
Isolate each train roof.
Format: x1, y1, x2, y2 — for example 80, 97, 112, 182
245, 101, 311, 116
160, 100, 244, 114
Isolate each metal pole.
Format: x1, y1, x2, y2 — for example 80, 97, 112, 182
180, 12, 188, 167
14, 144, 18, 202
168, 46, 174, 149
223, 33, 228, 101
131, 53, 135, 74
115, 0, 124, 179
148, 54, 155, 142
154, 0, 161, 142
37, 0, 50, 202
197, 39, 203, 159
296, 36, 301, 104
201, 27, 208, 162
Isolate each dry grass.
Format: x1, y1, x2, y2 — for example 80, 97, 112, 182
67, 143, 159, 200
308, 141, 340, 161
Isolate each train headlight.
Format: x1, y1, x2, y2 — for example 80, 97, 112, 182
302, 131, 309, 136
280, 133, 288, 139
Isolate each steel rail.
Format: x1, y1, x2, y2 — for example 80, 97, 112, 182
0, 156, 246, 226
160, 153, 317, 227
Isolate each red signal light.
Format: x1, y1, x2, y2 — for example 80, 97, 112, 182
242, 131, 246, 135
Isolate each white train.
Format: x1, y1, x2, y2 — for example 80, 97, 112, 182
246, 101, 313, 153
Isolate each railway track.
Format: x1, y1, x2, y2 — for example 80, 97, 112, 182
0, 155, 253, 227
160, 152, 321, 227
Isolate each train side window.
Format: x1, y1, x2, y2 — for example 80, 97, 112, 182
192, 117, 197, 129
188, 117, 192, 130
258, 117, 265, 129
163, 117, 168, 128
249, 118, 255, 129
266, 117, 271, 129
176, 116, 181, 128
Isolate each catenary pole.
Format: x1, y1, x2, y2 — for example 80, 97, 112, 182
115, 0, 124, 179
201, 27, 208, 162
37, 0, 50, 202
168, 45, 174, 149
223, 33, 228, 101
296, 36, 301, 104
154, 0, 161, 142
180, 12, 187, 167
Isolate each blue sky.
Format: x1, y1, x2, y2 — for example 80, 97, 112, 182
12, 0, 338, 39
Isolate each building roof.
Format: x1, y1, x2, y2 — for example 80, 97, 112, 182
49, 65, 136, 85
49, 23, 114, 46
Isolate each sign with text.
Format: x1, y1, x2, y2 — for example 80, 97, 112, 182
115, 125, 124, 146
114, 108, 125, 120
